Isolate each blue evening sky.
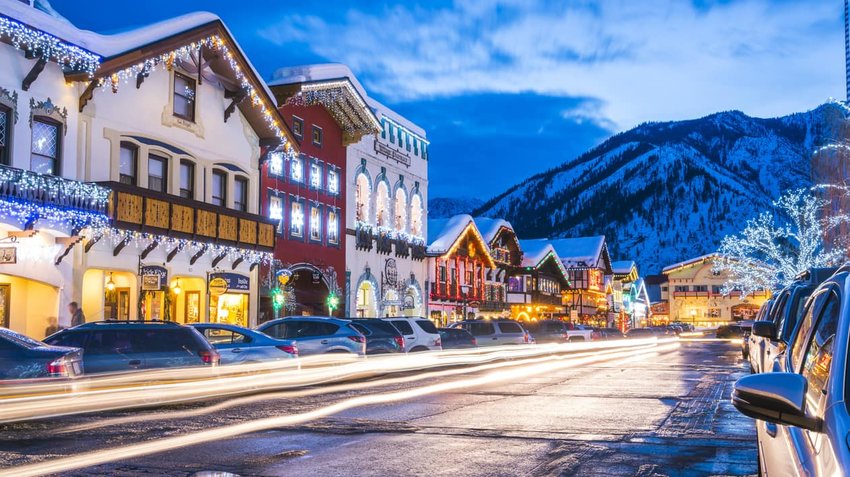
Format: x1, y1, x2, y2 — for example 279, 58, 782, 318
51, 0, 844, 199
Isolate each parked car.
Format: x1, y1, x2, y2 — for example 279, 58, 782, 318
744, 298, 774, 361
190, 323, 297, 365
748, 267, 835, 374
449, 319, 530, 346
437, 328, 477, 349
625, 328, 665, 339
0, 327, 84, 380
348, 319, 404, 355
715, 322, 752, 339
670, 321, 695, 332
44, 321, 218, 374
522, 320, 570, 344
596, 327, 626, 339
256, 316, 365, 356
381, 317, 442, 352
564, 323, 597, 342
732, 267, 849, 475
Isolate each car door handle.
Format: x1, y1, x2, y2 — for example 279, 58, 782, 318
231, 348, 242, 353
321, 340, 329, 344
408, 337, 416, 341
765, 422, 778, 438
128, 359, 142, 366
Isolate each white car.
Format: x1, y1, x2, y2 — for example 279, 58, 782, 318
450, 319, 531, 347
381, 317, 443, 352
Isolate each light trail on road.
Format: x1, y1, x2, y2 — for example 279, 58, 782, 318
0, 338, 672, 423
0, 340, 680, 477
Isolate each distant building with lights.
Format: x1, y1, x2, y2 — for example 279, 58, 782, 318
427, 215, 494, 325
473, 218, 521, 319
509, 240, 571, 321
550, 236, 614, 326
663, 254, 770, 327
0, 2, 291, 334
263, 66, 379, 319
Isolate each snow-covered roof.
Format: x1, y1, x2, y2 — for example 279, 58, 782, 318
1, 1, 217, 58
270, 64, 370, 103
611, 260, 636, 275
662, 253, 718, 273
1, 1, 275, 103
518, 240, 555, 267
427, 215, 473, 255
473, 217, 514, 245
548, 236, 609, 269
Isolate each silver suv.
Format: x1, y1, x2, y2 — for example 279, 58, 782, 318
381, 317, 442, 352
450, 319, 529, 346
257, 316, 365, 356
732, 267, 850, 475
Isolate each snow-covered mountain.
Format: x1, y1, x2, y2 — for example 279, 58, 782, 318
429, 197, 484, 219
474, 102, 848, 274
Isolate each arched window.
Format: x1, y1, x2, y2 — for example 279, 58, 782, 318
375, 181, 389, 227
410, 194, 423, 237
394, 188, 407, 233
355, 173, 370, 222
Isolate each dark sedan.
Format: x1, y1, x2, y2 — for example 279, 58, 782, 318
438, 328, 477, 349
0, 327, 83, 380
348, 319, 404, 355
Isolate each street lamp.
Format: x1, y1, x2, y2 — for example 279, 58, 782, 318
460, 284, 471, 321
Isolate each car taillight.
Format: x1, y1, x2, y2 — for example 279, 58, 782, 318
47, 358, 68, 376
562, 333, 569, 341
199, 349, 220, 365
524, 333, 530, 343
434, 337, 442, 348
276, 344, 298, 355
471, 337, 477, 346
348, 335, 366, 343
393, 335, 405, 349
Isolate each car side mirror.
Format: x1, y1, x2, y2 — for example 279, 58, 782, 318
732, 373, 822, 432
751, 321, 775, 339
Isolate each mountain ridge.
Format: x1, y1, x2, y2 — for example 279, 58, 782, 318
472, 102, 845, 274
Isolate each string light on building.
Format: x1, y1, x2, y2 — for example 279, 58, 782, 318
0, 14, 101, 75
100, 34, 293, 145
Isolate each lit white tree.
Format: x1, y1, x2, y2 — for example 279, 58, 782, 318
714, 187, 850, 296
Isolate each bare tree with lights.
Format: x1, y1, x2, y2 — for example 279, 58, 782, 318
713, 187, 850, 296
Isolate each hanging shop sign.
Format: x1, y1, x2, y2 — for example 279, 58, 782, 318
208, 277, 228, 296
0, 247, 16, 264
141, 265, 168, 291
209, 272, 250, 293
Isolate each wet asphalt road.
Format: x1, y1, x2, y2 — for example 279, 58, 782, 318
0, 340, 756, 477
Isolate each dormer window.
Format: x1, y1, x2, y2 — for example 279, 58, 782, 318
173, 72, 196, 122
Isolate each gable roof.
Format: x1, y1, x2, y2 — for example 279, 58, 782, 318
1, 1, 296, 145
548, 236, 612, 273
518, 239, 570, 284
662, 253, 718, 274
473, 217, 514, 245
269, 64, 381, 143
426, 214, 495, 267
611, 260, 636, 275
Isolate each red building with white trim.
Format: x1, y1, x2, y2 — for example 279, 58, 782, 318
259, 74, 378, 320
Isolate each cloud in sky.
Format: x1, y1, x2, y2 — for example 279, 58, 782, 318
259, 0, 844, 130
55, 0, 846, 197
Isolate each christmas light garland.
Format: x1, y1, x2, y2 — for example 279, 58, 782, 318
89, 227, 274, 266
103, 35, 292, 145
0, 14, 100, 75
0, 167, 111, 209
0, 197, 109, 231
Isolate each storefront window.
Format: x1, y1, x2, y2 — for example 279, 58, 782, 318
210, 293, 248, 327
